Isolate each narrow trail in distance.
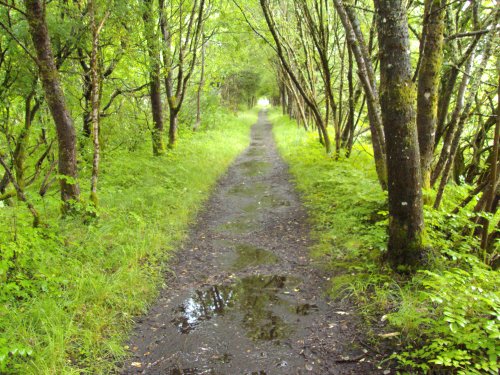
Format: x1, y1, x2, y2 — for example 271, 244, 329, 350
121, 111, 389, 375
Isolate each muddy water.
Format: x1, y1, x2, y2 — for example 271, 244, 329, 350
122, 111, 389, 374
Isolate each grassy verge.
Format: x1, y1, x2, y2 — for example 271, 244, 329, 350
270, 110, 499, 374
0, 110, 256, 374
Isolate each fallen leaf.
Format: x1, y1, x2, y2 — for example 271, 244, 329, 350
378, 332, 400, 338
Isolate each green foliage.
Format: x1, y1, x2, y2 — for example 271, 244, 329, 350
221, 70, 261, 110
393, 265, 499, 374
0, 110, 255, 374
271, 110, 500, 374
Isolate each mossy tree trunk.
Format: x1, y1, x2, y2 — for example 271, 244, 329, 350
24, 0, 80, 208
416, 0, 445, 190
143, 0, 166, 156
375, 0, 425, 270
168, 108, 179, 149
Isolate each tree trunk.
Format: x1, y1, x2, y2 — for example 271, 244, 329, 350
481, 68, 500, 250
24, 0, 80, 208
280, 80, 287, 115
168, 109, 179, 149
375, 0, 425, 270
286, 87, 293, 117
333, 0, 388, 189
345, 46, 355, 157
143, 0, 165, 156
14, 93, 36, 197
431, 53, 475, 186
435, 21, 482, 148
0, 154, 40, 227
81, 66, 92, 138
159, 0, 205, 148
195, 32, 206, 130
416, 0, 445, 189
89, 0, 104, 206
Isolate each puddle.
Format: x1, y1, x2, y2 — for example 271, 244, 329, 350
216, 219, 260, 234
238, 160, 271, 177
169, 368, 210, 375
294, 303, 319, 315
246, 148, 266, 157
259, 195, 291, 208
240, 196, 290, 215
172, 275, 306, 341
170, 368, 266, 375
242, 202, 260, 213
228, 183, 267, 197
224, 243, 280, 271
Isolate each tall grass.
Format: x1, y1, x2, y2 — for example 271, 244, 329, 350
0, 110, 256, 374
271, 110, 499, 374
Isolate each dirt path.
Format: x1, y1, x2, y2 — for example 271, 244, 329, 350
121, 111, 389, 374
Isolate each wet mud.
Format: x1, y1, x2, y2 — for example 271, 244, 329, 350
121, 111, 391, 374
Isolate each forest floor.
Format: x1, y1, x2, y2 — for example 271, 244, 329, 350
121, 111, 392, 375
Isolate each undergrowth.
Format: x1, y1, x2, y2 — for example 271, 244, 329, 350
270, 110, 499, 375
0, 110, 256, 374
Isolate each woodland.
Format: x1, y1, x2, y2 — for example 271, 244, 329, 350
0, 0, 498, 374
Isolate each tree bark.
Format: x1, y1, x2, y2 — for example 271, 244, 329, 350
24, 0, 80, 208
416, 0, 445, 189
14, 90, 38, 197
143, 0, 166, 156
479, 50, 500, 250
0, 155, 40, 227
345, 45, 355, 157
168, 109, 179, 149
375, 0, 425, 270
194, 32, 206, 130
332, 0, 387, 189
431, 53, 475, 186
89, 0, 107, 206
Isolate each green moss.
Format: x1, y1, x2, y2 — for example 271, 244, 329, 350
387, 216, 428, 272
393, 80, 417, 107
89, 191, 99, 207
152, 130, 166, 156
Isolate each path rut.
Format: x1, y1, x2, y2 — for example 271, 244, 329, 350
121, 111, 389, 375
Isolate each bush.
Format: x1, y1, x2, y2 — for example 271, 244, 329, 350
270, 110, 500, 374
